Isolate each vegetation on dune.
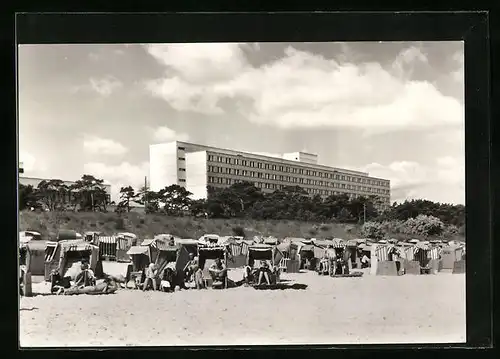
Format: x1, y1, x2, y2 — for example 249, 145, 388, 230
19, 175, 465, 242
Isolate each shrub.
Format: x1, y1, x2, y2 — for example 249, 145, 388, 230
114, 217, 125, 230
232, 225, 246, 237
403, 215, 444, 237
361, 221, 385, 240
320, 224, 331, 232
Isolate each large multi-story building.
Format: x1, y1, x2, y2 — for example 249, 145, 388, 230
149, 141, 391, 209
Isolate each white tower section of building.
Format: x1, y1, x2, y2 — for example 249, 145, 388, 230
282, 151, 318, 165
149, 142, 185, 192
185, 151, 208, 200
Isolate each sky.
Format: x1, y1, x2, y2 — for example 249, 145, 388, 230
18, 42, 464, 205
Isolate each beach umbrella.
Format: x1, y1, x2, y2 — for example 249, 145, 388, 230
409, 239, 420, 244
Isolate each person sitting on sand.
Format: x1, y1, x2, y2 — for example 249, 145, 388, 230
243, 261, 256, 285
335, 255, 343, 275
257, 260, 272, 286
183, 252, 199, 282
75, 262, 95, 288
143, 263, 158, 291
361, 253, 370, 268
319, 253, 330, 274
160, 267, 175, 292
208, 258, 227, 285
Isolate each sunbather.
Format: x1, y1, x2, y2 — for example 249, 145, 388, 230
319, 253, 330, 274
208, 258, 227, 285
75, 262, 95, 287
183, 252, 199, 281
143, 263, 158, 291
361, 254, 370, 268
257, 260, 272, 286
160, 267, 175, 292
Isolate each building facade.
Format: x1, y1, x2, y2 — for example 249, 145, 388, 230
149, 141, 391, 210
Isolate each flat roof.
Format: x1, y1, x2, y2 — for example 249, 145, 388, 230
177, 142, 387, 179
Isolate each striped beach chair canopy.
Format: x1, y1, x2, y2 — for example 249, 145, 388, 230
141, 238, 157, 248
99, 236, 117, 244
117, 232, 137, 239
263, 236, 279, 245
345, 239, 359, 247
175, 238, 199, 246
313, 239, 334, 248
277, 241, 290, 253
332, 238, 346, 248
60, 240, 97, 253
154, 233, 179, 241
126, 245, 149, 256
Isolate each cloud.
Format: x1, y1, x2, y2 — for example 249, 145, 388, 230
451, 50, 464, 83
83, 136, 128, 156
89, 76, 123, 96
359, 157, 464, 205
83, 161, 149, 202
19, 151, 47, 174
71, 75, 123, 97
392, 46, 428, 79
144, 43, 464, 134
153, 126, 189, 142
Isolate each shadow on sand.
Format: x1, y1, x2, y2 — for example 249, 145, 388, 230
252, 283, 308, 290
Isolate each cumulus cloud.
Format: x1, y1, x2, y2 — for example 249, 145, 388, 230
89, 76, 123, 96
391, 46, 428, 79
83, 136, 128, 156
19, 151, 47, 174
153, 126, 189, 142
451, 50, 464, 83
360, 157, 464, 205
144, 43, 464, 134
83, 161, 150, 202
71, 75, 123, 97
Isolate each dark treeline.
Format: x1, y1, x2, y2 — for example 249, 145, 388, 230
19, 177, 465, 234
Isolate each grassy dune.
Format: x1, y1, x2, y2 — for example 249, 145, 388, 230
19, 211, 364, 241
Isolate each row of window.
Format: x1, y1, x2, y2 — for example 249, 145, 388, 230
207, 176, 390, 197
205, 167, 389, 194
207, 181, 390, 202
205, 157, 389, 187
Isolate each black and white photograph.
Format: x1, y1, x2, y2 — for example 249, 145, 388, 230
18, 39, 467, 346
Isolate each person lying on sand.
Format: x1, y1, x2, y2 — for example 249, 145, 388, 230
208, 258, 227, 285
143, 263, 158, 291
257, 260, 272, 286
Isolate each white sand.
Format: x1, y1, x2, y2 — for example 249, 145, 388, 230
19, 270, 466, 347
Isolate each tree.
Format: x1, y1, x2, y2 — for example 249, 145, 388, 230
70, 175, 109, 212
19, 184, 40, 211
157, 185, 193, 216
117, 186, 136, 213
36, 179, 69, 211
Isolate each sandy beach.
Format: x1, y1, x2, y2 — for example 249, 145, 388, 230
19, 270, 466, 347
